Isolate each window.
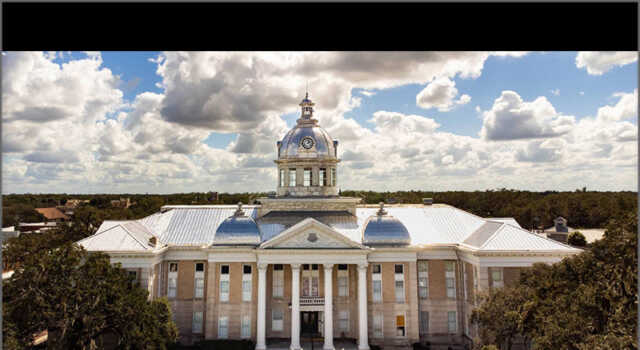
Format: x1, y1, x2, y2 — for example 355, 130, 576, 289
448, 311, 457, 333
373, 313, 383, 338
241, 315, 251, 338
331, 168, 336, 186
195, 263, 205, 299
303, 168, 312, 187
338, 264, 348, 297
372, 263, 382, 302
301, 264, 319, 297
319, 168, 327, 186
128, 270, 138, 286
220, 265, 229, 302
272, 309, 283, 331
289, 169, 296, 187
396, 314, 406, 337
218, 316, 228, 338
418, 261, 428, 299
445, 262, 456, 299
192, 311, 203, 334
339, 311, 349, 331
168, 263, 178, 299
395, 280, 405, 302
273, 264, 284, 298
491, 268, 503, 288
280, 169, 285, 187
395, 264, 405, 303
420, 311, 429, 336
243, 265, 252, 302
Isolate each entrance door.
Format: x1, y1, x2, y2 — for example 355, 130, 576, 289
301, 311, 318, 336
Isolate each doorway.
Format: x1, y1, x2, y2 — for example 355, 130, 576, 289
301, 311, 319, 336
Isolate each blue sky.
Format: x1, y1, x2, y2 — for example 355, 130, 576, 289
2, 51, 637, 193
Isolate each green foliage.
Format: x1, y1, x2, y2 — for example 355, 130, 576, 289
472, 211, 638, 350
567, 231, 587, 247
3, 243, 178, 349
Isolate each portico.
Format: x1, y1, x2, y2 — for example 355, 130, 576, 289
255, 259, 369, 350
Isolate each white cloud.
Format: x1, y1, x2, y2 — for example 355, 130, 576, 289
595, 89, 637, 122
480, 91, 576, 140
576, 51, 637, 75
550, 88, 560, 96
579, 91, 585, 96
416, 77, 470, 111
2, 51, 636, 193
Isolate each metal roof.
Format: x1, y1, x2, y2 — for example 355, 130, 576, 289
486, 217, 522, 228
79, 204, 581, 252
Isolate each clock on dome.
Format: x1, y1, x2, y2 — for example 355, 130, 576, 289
301, 137, 314, 149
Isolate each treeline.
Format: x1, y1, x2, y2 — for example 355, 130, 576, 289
2, 190, 636, 230
341, 189, 637, 229
2, 192, 268, 228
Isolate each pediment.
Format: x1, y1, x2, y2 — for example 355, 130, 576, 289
260, 218, 363, 249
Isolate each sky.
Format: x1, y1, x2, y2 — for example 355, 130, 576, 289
2, 51, 637, 194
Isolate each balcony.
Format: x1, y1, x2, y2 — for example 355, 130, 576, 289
300, 296, 324, 306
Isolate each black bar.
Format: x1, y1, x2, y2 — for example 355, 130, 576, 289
2, 2, 638, 51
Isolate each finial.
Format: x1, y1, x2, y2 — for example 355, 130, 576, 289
377, 201, 387, 216
234, 202, 244, 216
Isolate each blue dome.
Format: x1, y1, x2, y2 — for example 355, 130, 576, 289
362, 211, 411, 246
213, 212, 262, 246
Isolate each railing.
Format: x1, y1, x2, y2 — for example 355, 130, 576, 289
300, 296, 324, 306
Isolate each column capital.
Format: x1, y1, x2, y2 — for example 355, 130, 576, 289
258, 263, 269, 270
357, 263, 369, 271
323, 263, 334, 270
290, 263, 302, 270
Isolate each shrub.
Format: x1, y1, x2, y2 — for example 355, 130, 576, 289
568, 230, 587, 246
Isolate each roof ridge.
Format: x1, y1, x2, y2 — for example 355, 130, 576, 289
480, 222, 507, 249
119, 222, 152, 249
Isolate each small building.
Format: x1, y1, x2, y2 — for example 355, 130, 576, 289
111, 198, 132, 209
35, 207, 70, 222
539, 216, 605, 244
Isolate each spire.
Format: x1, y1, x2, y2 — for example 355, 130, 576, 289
377, 202, 387, 216
299, 89, 315, 120
234, 202, 245, 216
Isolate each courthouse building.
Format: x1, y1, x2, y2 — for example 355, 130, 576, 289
78, 94, 580, 349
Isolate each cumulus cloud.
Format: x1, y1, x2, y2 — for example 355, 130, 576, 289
516, 139, 565, 162
595, 89, 637, 122
576, 51, 637, 75
480, 91, 576, 140
2, 51, 636, 193
416, 77, 470, 111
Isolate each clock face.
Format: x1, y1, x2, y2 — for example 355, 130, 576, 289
301, 137, 314, 149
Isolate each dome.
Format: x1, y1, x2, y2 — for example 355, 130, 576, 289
212, 203, 262, 246
278, 124, 337, 160
362, 203, 411, 246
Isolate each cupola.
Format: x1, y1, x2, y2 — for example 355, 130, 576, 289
362, 202, 411, 246
212, 202, 262, 246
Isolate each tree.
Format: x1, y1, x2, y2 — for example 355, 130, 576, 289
3, 243, 178, 349
567, 231, 587, 247
471, 286, 535, 350
472, 211, 637, 350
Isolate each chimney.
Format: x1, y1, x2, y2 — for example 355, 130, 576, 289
148, 237, 157, 247
333, 140, 339, 157
423, 198, 433, 205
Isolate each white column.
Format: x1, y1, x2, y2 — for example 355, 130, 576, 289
357, 263, 369, 350
323, 264, 334, 350
256, 264, 267, 350
290, 264, 301, 350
